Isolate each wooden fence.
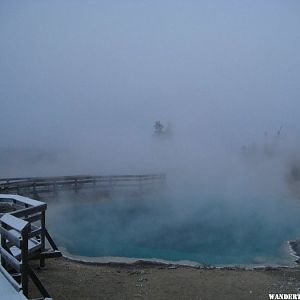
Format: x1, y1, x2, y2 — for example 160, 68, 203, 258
0, 194, 61, 299
0, 174, 166, 199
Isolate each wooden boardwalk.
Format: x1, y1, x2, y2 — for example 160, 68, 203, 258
0, 174, 166, 199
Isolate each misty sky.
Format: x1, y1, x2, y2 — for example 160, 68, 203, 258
1, 1, 300, 170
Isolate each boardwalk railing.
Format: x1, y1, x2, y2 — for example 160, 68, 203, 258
0, 174, 166, 199
0, 194, 61, 299
0, 214, 30, 294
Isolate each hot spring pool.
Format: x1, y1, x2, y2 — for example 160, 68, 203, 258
47, 192, 300, 266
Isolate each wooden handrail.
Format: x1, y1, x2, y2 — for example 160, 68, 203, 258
0, 213, 30, 294
0, 194, 60, 299
0, 174, 166, 200
1, 214, 31, 232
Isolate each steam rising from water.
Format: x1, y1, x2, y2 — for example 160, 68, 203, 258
47, 187, 300, 265
1, 1, 300, 264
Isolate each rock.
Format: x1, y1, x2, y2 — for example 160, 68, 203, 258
137, 277, 148, 282
168, 265, 178, 269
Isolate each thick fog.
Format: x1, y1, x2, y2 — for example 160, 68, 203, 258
1, 1, 300, 193
3, 1, 300, 265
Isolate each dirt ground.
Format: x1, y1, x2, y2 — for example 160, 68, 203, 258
29, 257, 300, 300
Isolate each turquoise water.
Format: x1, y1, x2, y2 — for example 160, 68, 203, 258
48, 192, 300, 265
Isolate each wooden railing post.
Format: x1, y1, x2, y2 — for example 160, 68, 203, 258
75, 179, 78, 193
40, 210, 46, 268
21, 225, 30, 297
0, 222, 7, 269
53, 180, 57, 196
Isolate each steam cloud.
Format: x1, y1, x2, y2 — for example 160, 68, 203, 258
1, 1, 300, 265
